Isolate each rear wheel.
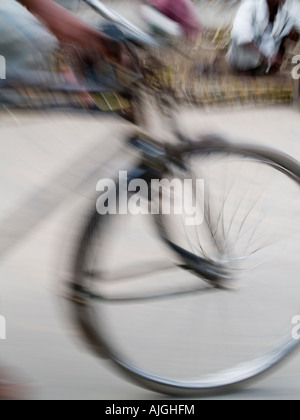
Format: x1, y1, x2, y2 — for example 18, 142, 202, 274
70, 142, 300, 396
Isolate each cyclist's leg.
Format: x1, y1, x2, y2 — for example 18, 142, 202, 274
0, 0, 102, 108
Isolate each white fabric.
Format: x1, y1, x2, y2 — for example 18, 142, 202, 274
227, 42, 263, 69
259, 23, 275, 57
231, 0, 300, 57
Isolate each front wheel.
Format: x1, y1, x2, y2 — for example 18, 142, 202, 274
69, 142, 300, 396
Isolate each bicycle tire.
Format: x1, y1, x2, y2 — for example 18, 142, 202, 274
69, 141, 300, 397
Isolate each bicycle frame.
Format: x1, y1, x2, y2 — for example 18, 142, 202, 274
80, 0, 187, 139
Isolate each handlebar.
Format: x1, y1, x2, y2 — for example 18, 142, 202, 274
83, 0, 160, 48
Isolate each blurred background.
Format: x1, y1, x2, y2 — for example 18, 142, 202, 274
1, 0, 299, 110
1, 0, 300, 400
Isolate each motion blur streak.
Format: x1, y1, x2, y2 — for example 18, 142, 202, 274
1, 0, 300, 401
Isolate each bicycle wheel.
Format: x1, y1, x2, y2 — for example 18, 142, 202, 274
69, 142, 300, 396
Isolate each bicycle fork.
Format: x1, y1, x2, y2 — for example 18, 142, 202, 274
127, 134, 232, 288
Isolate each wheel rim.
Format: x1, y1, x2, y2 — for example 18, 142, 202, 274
72, 147, 300, 394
